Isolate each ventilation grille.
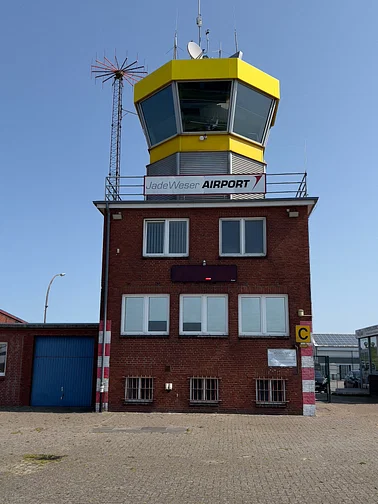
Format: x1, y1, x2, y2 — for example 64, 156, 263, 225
179, 152, 229, 175
231, 153, 266, 174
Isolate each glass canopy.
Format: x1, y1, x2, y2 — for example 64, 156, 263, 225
139, 81, 275, 147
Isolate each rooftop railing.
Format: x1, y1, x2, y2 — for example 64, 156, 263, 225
105, 172, 308, 201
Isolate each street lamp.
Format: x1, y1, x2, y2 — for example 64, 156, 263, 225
43, 273, 66, 323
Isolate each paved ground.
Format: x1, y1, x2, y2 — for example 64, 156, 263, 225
1, 402, 378, 504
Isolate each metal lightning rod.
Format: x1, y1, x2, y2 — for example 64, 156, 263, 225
91, 56, 146, 200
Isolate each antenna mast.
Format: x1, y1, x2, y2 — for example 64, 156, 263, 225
91, 56, 146, 200
197, 0, 202, 47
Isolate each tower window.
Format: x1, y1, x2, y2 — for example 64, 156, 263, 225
140, 84, 177, 146
178, 81, 232, 132
233, 82, 273, 144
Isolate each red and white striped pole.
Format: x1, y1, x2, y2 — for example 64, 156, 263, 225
96, 320, 111, 412
300, 321, 315, 416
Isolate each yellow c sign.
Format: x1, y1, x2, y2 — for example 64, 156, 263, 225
296, 325, 311, 343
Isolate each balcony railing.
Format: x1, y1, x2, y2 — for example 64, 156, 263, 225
105, 172, 308, 201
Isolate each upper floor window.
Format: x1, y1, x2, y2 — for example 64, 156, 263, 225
180, 295, 228, 336
220, 218, 266, 256
140, 85, 177, 146
144, 219, 188, 257
121, 295, 169, 336
239, 295, 288, 337
0, 343, 7, 375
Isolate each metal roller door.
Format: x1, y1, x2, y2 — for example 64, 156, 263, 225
31, 336, 95, 407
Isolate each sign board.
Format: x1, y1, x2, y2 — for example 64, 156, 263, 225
144, 174, 266, 196
295, 325, 311, 343
268, 349, 297, 367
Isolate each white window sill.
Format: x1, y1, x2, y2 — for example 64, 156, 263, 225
189, 401, 220, 406
143, 254, 189, 258
256, 401, 287, 407
219, 253, 266, 258
180, 333, 228, 338
239, 334, 289, 338
121, 333, 169, 337
124, 400, 153, 404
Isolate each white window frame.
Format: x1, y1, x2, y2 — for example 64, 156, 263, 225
219, 217, 266, 257
190, 377, 220, 404
255, 378, 287, 405
0, 342, 7, 376
125, 376, 154, 403
179, 294, 228, 336
121, 295, 170, 336
143, 218, 189, 257
238, 294, 289, 337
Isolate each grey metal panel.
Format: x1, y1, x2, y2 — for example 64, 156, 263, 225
146, 154, 177, 176
231, 153, 266, 174
179, 152, 229, 175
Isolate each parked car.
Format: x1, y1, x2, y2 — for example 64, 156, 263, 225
344, 370, 361, 388
315, 370, 327, 393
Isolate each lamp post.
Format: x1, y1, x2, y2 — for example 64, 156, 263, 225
43, 273, 65, 323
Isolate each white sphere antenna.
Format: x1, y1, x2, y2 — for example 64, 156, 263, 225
187, 41, 203, 59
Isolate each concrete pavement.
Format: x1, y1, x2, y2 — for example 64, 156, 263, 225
0, 402, 378, 503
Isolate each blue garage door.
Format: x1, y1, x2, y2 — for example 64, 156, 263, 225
31, 337, 95, 407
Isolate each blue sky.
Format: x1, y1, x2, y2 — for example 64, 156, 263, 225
0, 0, 377, 332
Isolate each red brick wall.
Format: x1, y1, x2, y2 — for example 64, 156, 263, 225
0, 312, 23, 324
0, 334, 23, 406
0, 328, 98, 407
103, 204, 312, 414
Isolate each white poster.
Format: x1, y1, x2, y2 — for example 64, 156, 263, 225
144, 174, 266, 196
268, 349, 297, 368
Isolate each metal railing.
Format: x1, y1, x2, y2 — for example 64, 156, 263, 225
105, 172, 308, 201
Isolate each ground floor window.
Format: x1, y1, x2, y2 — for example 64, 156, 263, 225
125, 377, 153, 403
256, 378, 286, 405
190, 377, 219, 404
0, 343, 7, 375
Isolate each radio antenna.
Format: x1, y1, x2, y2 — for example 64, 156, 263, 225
91, 55, 146, 200
234, 29, 239, 52
196, 0, 203, 47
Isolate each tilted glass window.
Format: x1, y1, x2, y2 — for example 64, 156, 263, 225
144, 219, 188, 257
180, 295, 228, 336
0, 343, 7, 375
220, 218, 266, 256
239, 295, 289, 337
233, 83, 273, 143
178, 81, 232, 132
140, 85, 177, 146
122, 295, 169, 335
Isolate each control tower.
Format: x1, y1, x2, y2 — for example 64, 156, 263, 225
134, 53, 279, 199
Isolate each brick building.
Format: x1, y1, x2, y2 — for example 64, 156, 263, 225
94, 56, 318, 415
0, 324, 98, 407
0, 309, 26, 324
